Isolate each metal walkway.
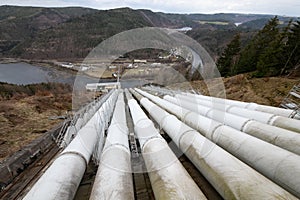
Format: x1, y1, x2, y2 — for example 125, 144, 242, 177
280, 83, 300, 119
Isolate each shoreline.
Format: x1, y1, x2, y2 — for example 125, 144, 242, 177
0, 58, 79, 74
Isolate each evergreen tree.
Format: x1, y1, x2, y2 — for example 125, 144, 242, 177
235, 16, 280, 74
216, 33, 241, 77
256, 20, 291, 76
256, 37, 284, 76
284, 21, 300, 72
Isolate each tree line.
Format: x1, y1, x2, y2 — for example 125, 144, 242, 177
216, 17, 300, 77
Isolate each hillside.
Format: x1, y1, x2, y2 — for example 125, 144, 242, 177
138, 9, 197, 28
11, 8, 154, 59
186, 13, 273, 24
1, 5, 298, 60
169, 74, 299, 107
0, 6, 97, 54
0, 82, 72, 161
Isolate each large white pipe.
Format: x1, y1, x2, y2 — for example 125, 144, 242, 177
183, 92, 295, 117
90, 92, 134, 200
61, 90, 113, 147
143, 85, 179, 96
92, 105, 113, 164
164, 95, 300, 155
143, 86, 297, 120
135, 88, 300, 198
174, 93, 300, 134
271, 116, 300, 133
144, 86, 295, 118
132, 89, 297, 199
23, 90, 118, 200
126, 90, 207, 200
92, 125, 105, 165
62, 90, 114, 146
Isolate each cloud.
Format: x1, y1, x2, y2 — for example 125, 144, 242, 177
1, 0, 299, 16
1, 0, 79, 7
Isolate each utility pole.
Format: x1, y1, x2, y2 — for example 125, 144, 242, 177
117, 65, 120, 88
117, 65, 120, 83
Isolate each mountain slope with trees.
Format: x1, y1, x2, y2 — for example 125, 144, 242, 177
217, 17, 300, 77
10, 8, 154, 59
1, 5, 298, 61
216, 33, 241, 76
0, 6, 97, 54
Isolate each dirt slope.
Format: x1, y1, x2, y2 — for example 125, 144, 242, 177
0, 92, 71, 161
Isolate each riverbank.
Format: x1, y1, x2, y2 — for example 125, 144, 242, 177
0, 61, 104, 86
0, 58, 79, 74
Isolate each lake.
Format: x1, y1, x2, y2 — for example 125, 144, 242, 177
0, 62, 77, 85
0, 62, 147, 88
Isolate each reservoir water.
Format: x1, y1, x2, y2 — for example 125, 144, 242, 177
0, 62, 148, 89
0, 62, 76, 85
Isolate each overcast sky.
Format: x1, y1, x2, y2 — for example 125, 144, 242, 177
1, 0, 300, 16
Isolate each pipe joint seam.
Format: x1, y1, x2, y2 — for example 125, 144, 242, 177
59, 151, 88, 169
142, 136, 165, 151
245, 102, 258, 110
182, 110, 193, 123
225, 105, 235, 112
178, 129, 198, 150
210, 124, 224, 141
204, 108, 214, 117
103, 143, 130, 154
136, 118, 152, 127
240, 119, 254, 132
268, 115, 279, 125
109, 123, 128, 132
159, 114, 173, 129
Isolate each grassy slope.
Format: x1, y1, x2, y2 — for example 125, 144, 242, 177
0, 83, 72, 161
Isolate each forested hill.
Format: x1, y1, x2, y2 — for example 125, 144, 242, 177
216, 17, 300, 77
0, 5, 298, 60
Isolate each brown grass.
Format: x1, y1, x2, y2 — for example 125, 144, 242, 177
0, 83, 72, 161
169, 74, 299, 107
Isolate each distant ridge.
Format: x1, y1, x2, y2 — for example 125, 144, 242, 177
0, 5, 297, 60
